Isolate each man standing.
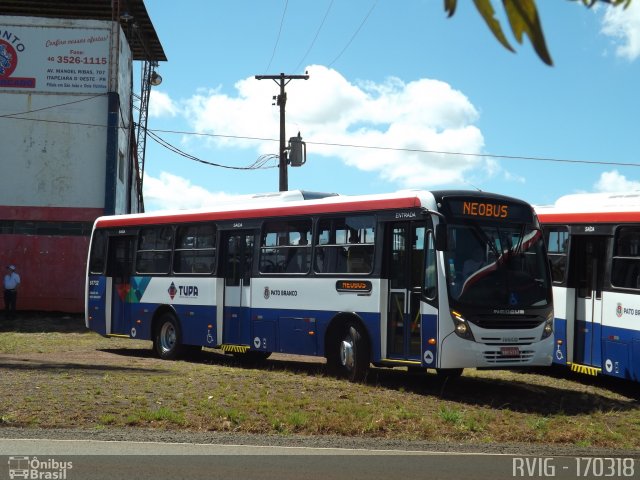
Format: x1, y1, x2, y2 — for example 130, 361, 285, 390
4, 265, 20, 318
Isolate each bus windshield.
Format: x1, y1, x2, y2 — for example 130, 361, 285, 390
445, 223, 550, 308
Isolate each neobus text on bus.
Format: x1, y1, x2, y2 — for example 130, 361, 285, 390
462, 201, 509, 219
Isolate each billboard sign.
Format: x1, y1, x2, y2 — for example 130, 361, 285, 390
0, 23, 111, 93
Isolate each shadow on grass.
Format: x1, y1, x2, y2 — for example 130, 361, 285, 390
99, 347, 157, 359
0, 356, 171, 375
525, 364, 640, 405
102, 346, 638, 416
0, 312, 87, 333
367, 367, 639, 415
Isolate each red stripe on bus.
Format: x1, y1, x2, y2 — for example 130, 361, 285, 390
538, 211, 640, 224
94, 196, 423, 228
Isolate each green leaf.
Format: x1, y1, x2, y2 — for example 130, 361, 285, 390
444, 0, 457, 17
472, 0, 515, 53
503, 0, 553, 65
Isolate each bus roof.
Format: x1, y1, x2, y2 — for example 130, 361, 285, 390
94, 190, 440, 228
536, 191, 640, 224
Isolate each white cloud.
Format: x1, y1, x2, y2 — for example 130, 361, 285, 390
149, 90, 179, 118
594, 170, 640, 191
601, 0, 640, 61
143, 172, 241, 211
179, 65, 487, 188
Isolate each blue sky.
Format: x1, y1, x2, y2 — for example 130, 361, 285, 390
140, 0, 640, 212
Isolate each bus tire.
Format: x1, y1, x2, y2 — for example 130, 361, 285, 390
153, 313, 184, 360
337, 322, 370, 382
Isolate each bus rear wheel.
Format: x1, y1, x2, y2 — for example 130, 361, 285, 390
334, 322, 369, 383
153, 313, 184, 360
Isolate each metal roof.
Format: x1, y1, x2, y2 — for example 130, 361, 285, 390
0, 0, 166, 61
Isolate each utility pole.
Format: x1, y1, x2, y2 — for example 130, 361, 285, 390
255, 72, 309, 191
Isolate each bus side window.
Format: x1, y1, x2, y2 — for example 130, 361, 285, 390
545, 226, 569, 283
260, 220, 311, 274
314, 216, 374, 275
612, 226, 640, 289
173, 224, 216, 274
424, 231, 437, 299
136, 226, 173, 274
88, 230, 107, 274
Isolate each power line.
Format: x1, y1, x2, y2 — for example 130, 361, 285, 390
0, 115, 114, 129
293, 0, 334, 73
0, 112, 637, 169
327, 1, 378, 68
146, 129, 277, 170
0, 94, 108, 118
265, 0, 289, 72
150, 128, 640, 168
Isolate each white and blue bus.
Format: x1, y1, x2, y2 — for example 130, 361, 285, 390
86, 189, 553, 381
537, 192, 640, 383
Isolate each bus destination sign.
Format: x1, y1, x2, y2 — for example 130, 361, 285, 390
461, 201, 508, 219
336, 280, 372, 294
445, 198, 532, 223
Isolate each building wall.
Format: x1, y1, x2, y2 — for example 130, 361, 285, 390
0, 93, 109, 209
0, 15, 137, 312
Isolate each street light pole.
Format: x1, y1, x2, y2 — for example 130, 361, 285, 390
255, 72, 309, 191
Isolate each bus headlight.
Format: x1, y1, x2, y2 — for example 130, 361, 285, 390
541, 312, 554, 340
451, 310, 475, 341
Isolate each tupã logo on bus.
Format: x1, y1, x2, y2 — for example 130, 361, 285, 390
0, 32, 36, 89
617, 303, 623, 318
178, 285, 199, 298
168, 282, 177, 300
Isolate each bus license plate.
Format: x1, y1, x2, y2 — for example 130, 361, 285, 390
500, 346, 520, 357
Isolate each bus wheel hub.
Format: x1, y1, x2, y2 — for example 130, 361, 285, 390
340, 339, 354, 369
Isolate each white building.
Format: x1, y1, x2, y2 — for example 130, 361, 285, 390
0, 1, 165, 311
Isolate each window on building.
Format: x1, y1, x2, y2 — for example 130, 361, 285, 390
259, 219, 312, 274
0, 220, 92, 236
173, 224, 216, 274
314, 216, 375, 274
118, 151, 125, 183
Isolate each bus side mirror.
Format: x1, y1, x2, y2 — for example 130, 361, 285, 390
435, 223, 448, 251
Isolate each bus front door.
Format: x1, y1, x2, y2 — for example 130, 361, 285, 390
221, 230, 255, 346
106, 235, 136, 336
386, 222, 425, 362
573, 236, 606, 369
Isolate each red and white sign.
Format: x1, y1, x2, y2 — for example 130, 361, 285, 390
0, 24, 111, 93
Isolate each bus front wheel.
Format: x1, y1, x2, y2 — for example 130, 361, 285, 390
335, 322, 369, 383
153, 313, 184, 360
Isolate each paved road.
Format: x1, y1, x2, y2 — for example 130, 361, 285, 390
3, 438, 635, 480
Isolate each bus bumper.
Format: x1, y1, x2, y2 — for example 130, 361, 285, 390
439, 331, 554, 368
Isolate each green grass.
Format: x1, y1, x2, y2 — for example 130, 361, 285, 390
1, 328, 640, 449
439, 406, 463, 424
